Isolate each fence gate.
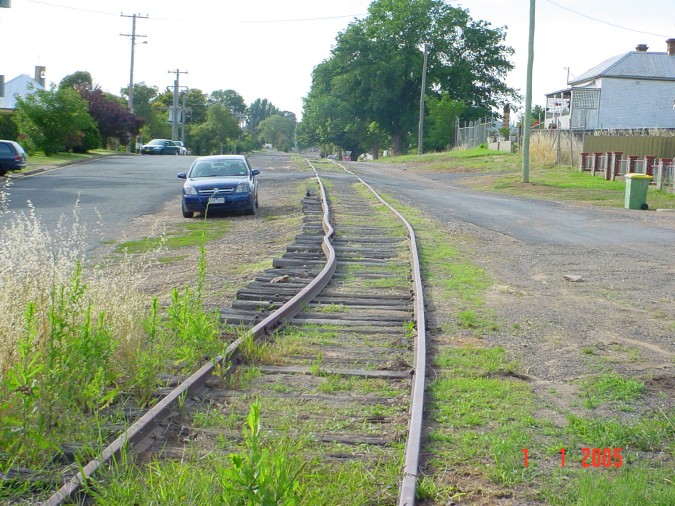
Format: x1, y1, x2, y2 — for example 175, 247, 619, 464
454, 117, 492, 149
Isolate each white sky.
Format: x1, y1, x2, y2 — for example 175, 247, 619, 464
0, 0, 673, 118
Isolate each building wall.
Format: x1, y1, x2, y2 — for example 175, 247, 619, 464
598, 78, 675, 129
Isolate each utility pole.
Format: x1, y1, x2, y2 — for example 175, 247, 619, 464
522, 0, 536, 183
417, 43, 429, 156
120, 13, 148, 113
168, 69, 188, 141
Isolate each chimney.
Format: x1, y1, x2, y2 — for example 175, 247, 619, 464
503, 104, 510, 130
667, 38, 675, 56
635, 44, 648, 52
34, 66, 46, 87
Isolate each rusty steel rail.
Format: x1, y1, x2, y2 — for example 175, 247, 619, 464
330, 160, 427, 506
42, 165, 336, 506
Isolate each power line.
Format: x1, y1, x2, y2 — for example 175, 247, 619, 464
545, 0, 671, 38
26, 0, 364, 23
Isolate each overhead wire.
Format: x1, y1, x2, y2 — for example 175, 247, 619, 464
545, 0, 671, 38
25, 0, 365, 23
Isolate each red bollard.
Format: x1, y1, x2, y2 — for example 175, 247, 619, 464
644, 156, 656, 177
627, 155, 639, 174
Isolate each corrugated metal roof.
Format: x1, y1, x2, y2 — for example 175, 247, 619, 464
570, 52, 675, 84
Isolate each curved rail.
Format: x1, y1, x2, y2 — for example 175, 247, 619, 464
43, 166, 337, 506
329, 159, 426, 506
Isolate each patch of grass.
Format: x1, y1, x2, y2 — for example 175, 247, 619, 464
192, 407, 237, 429
25, 150, 116, 172
116, 221, 228, 254
313, 303, 346, 313
428, 347, 534, 484
565, 413, 671, 451
376, 147, 519, 173
544, 465, 675, 506
579, 373, 645, 409
317, 374, 354, 394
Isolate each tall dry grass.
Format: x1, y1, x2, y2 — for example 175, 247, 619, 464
530, 130, 583, 167
0, 183, 149, 379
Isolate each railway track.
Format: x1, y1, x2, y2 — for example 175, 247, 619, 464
23, 157, 427, 505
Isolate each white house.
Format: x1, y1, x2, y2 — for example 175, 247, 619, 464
545, 39, 675, 130
0, 69, 45, 110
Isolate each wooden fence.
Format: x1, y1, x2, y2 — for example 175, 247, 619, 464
583, 136, 675, 159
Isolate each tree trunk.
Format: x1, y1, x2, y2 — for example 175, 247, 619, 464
371, 143, 379, 160
391, 131, 403, 156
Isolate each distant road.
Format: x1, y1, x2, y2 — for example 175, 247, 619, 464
346, 162, 675, 246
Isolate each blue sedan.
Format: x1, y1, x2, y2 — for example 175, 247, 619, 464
177, 155, 260, 218
140, 139, 182, 155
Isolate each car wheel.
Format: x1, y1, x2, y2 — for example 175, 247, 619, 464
0, 169, 6, 177
245, 199, 256, 216
182, 202, 194, 218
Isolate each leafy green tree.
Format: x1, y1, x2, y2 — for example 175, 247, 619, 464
15, 85, 98, 155
302, 0, 517, 154
424, 94, 464, 151
0, 110, 18, 140
122, 82, 159, 125
189, 103, 241, 155
209, 89, 247, 119
258, 115, 295, 152
247, 98, 279, 132
181, 88, 208, 126
59, 71, 93, 89
531, 104, 546, 127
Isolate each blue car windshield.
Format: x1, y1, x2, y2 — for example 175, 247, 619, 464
191, 161, 248, 178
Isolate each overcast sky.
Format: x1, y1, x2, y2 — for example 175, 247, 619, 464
1, 0, 673, 118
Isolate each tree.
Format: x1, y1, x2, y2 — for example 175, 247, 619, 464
209, 89, 247, 119
122, 82, 159, 125
15, 85, 98, 155
78, 85, 143, 148
302, 0, 517, 154
531, 104, 546, 128
247, 98, 280, 132
189, 103, 241, 155
181, 88, 208, 126
258, 115, 295, 152
424, 94, 464, 151
59, 71, 93, 89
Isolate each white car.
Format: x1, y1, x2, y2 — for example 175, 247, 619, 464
174, 141, 188, 155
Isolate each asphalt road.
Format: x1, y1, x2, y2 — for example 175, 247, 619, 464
346, 161, 675, 246
0, 152, 306, 251
0, 154, 195, 249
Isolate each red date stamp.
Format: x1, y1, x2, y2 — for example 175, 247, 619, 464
522, 448, 623, 468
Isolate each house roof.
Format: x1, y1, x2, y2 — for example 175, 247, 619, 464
569, 51, 675, 85
0, 74, 44, 109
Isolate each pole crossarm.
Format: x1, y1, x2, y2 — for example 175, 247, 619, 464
120, 13, 148, 114
168, 69, 188, 141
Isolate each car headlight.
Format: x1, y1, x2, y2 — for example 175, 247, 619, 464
184, 185, 197, 195
235, 182, 250, 193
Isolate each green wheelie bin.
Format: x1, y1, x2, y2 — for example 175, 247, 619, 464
624, 173, 652, 210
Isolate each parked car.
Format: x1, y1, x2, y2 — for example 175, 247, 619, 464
0, 140, 27, 176
174, 141, 188, 155
177, 155, 260, 218
140, 139, 182, 155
